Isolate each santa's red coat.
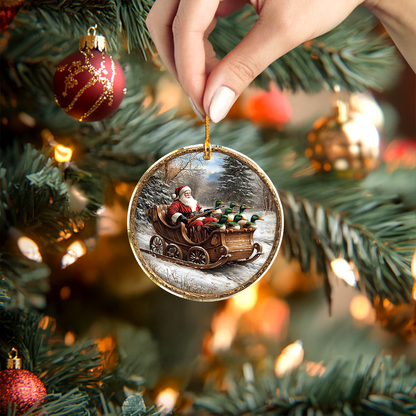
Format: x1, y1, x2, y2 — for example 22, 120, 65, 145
167, 200, 216, 227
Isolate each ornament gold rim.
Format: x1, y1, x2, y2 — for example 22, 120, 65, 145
127, 144, 284, 302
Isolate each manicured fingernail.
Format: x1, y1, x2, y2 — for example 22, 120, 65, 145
209, 86, 235, 123
188, 97, 205, 122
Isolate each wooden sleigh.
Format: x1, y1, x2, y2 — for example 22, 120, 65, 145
143, 204, 263, 270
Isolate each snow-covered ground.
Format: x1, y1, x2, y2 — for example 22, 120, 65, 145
135, 209, 277, 295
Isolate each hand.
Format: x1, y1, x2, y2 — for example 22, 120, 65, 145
146, 0, 416, 123
178, 214, 188, 224
146, 0, 361, 123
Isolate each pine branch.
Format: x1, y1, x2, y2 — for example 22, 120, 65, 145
20, 0, 154, 58
210, 10, 399, 93
0, 252, 50, 310
0, 145, 104, 247
17, 389, 91, 416
191, 355, 416, 415
278, 174, 416, 305
1, 2, 398, 99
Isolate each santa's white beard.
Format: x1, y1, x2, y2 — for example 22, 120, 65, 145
179, 194, 198, 212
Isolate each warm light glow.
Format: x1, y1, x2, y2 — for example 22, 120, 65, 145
211, 328, 234, 353
60, 286, 71, 300
330, 258, 357, 286
306, 361, 326, 377
115, 182, 131, 196
39, 316, 50, 330
412, 282, 416, 301
41, 128, 55, 144
231, 285, 259, 312
18, 112, 36, 127
54, 144, 73, 162
274, 340, 304, 377
155, 388, 179, 412
17, 236, 42, 263
64, 331, 75, 346
97, 204, 125, 236
350, 295, 372, 320
61, 241, 87, 269
210, 306, 239, 353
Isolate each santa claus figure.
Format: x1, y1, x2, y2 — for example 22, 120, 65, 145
167, 186, 217, 228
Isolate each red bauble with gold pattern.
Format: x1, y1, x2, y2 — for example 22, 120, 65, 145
53, 26, 126, 122
0, 349, 47, 415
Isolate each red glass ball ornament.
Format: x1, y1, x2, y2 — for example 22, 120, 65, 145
243, 84, 292, 127
53, 48, 125, 122
0, 369, 47, 415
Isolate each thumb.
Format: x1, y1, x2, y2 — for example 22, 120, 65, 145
203, 9, 294, 123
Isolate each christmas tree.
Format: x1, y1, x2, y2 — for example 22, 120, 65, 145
217, 156, 256, 206
1, 1, 415, 415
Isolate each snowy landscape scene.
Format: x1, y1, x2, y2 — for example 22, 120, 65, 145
133, 151, 279, 296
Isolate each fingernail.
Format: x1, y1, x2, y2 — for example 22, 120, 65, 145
188, 97, 205, 122
209, 86, 235, 123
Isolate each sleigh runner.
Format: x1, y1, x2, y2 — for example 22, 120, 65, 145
143, 204, 263, 270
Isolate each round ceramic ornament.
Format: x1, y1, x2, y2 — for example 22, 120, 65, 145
128, 142, 283, 301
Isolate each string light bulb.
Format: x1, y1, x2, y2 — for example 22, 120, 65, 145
274, 340, 304, 377
330, 258, 357, 286
155, 388, 179, 413
54, 144, 73, 163
17, 237, 42, 263
61, 240, 86, 269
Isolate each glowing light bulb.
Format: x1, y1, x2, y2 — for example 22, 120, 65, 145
64, 331, 75, 346
155, 388, 179, 413
54, 144, 73, 162
274, 340, 304, 377
231, 285, 258, 312
61, 241, 86, 269
330, 258, 357, 286
17, 237, 42, 262
350, 295, 372, 320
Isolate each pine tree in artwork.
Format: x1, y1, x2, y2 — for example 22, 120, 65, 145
136, 170, 172, 222
217, 156, 256, 205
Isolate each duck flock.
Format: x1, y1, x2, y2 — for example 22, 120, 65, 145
205, 199, 265, 233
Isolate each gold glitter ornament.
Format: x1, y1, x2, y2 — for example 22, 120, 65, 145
53, 26, 126, 122
305, 100, 380, 179
0, 349, 47, 415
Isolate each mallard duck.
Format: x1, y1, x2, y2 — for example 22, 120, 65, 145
229, 201, 241, 211
211, 199, 226, 220
205, 214, 229, 233
237, 204, 253, 226
224, 207, 237, 221
243, 214, 265, 231
227, 214, 243, 232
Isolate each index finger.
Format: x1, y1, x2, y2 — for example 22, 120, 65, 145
173, 0, 220, 112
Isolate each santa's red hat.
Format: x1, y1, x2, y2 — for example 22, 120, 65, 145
172, 186, 191, 201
